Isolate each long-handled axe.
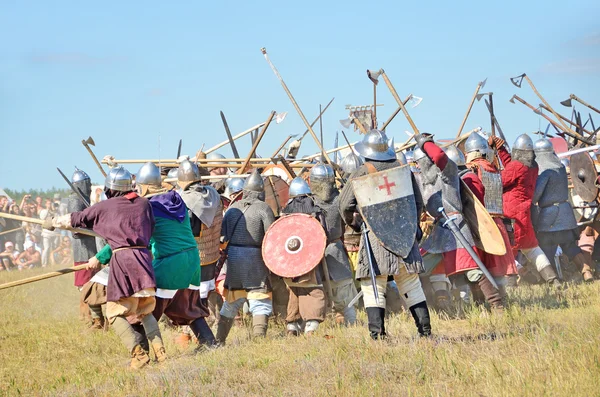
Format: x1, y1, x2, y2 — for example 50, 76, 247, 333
561, 94, 600, 115
477, 92, 509, 149
261, 47, 340, 177
375, 69, 420, 135
81, 136, 107, 177
456, 78, 487, 138
509, 95, 594, 145
538, 104, 595, 136
381, 94, 416, 131
510, 73, 584, 142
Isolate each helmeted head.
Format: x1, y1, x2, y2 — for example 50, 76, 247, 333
465, 132, 489, 154
177, 160, 208, 190
289, 176, 311, 198
226, 177, 245, 198
243, 169, 264, 193
340, 152, 364, 175
413, 147, 427, 162
72, 167, 92, 197
445, 145, 466, 167
309, 163, 336, 201
534, 138, 554, 153
396, 151, 407, 165
354, 129, 396, 161
207, 152, 228, 175
136, 162, 162, 196
104, 166, 133, 194
512, 134, 536, 167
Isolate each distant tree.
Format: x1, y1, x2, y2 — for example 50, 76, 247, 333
3, 187, 72, 203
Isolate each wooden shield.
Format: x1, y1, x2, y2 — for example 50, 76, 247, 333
262, 213, 327, 278
460, 180, 506, 255
570, 151, 598, 202
263, 175, 290, 217
262, 164, 294, 183
549, 137, 569, 155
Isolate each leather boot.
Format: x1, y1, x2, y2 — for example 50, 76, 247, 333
140, 315, 166, 363
539, 265, 561, 287
215, 316, 235, 345
190, 317, 217, 348
131, 323, 149, 354
335, 312, 345, 325
478, 277, 504, 310
434, 290, 452, 313
89, 317, 105, 330
366, 307, 386, 340
409, 301, 431, 337
130, 345, 151, 370
573, 253, 594, 282
252, 315, 269, 338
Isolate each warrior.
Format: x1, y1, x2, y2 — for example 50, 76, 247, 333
340, 129, 431, 339
281, 177, 327, 335
177, 160, 223, 320
68, 168, 102, 326
414, 136, 504, 310
43, 166, 165, 369
494, 135, 561, 286
309, 163, 357, 326
532, 138, 594, 282
136, 162, 216, 348
216, 170, 275, 343
462, 133, 517, 297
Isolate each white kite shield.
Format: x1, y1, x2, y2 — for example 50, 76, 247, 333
351, 165, 417, 258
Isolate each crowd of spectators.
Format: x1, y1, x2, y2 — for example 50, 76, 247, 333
0, 194, 73, 271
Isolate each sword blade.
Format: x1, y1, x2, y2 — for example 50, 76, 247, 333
220, 111, 241, 159
361, 223, 381, 306
57, 168, 90, 208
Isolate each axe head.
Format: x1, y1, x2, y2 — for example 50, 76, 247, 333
510, 74, 525, 88
560, 98, 572, 107
509, 95, 517, 104
83, 136, 95, 146
410, 95, 423, 108
534, 107, 542, 115
367, 69, 382, 85
476, 93, 485, 102
479, 78, 487, 89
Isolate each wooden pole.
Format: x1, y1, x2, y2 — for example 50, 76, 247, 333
381, 94, 412, 131
0, 263, 89, 291
380, 70, 420, 135
455, 80, 485, 138
0, 213, 100, 238
0, 226, 23, 237
238, 111, 277, 174
205, 122, 266, 154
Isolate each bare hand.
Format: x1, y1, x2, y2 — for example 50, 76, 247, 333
86, 256, 101, 271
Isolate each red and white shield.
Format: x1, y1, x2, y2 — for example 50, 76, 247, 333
262, 213, 326, 278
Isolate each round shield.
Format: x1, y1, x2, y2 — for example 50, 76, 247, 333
571, 151, 598, 202
263, 175, 290, 217
262, 213, 326, 278
549, 137, 568, 155
262, 164, 294, 183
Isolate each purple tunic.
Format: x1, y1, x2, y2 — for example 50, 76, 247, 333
70, 193, 156, 302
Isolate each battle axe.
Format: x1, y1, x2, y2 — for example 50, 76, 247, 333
81, 136, 107, 177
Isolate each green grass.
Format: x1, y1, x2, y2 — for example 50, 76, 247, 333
1, 269, 599, 396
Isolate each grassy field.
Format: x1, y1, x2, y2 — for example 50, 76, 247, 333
1, 269, 600, 397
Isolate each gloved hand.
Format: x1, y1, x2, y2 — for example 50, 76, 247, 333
42, 217, 55, 231
415, 133, 434, 150
487, 136, 505, 149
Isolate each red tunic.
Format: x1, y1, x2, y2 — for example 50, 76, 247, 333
462, 158, 517, 276
497, 147, 539, 250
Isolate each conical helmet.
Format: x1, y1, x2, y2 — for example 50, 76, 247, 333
354, 129, 396, 161
243, 169, 264, 193
72, 167, 90, 183
177, 160, 202, 190
137, 162, 161, 187
104, 166, 133, 192
445, 145, 466, 166
289, 176, 311, 197
396, 151, 407, 165
513, 134, 533, 151
309, 163, 335, 183
227, 177, 245, 195
534, 138, 554, 153
464, 133, 489, 154
413, 147, 427, 161
340, 152, 364, 174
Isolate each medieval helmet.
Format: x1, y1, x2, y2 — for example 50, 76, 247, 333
289, 176, 311, 197
137, 162, 162, 187
464, 133, 489, 154
534, 138, 554, 153
72, 167, 90, 183
243, 169, 264, 193
309, 163, 335, 184
167, 168, 179, 179
513, 134, 534, 151
413, 147, 427, 161
445, 145, 466, 166
396, 151, 407, 165
354, 129, 396, 161
340, 152, 363, 174
227, 177, 245, 195
105, 166, 133, 192
207, 152, 226, 161
177, 159, 202, 189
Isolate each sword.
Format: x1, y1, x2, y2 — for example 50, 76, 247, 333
554, 254, 563, 280
176, 139, 182, 159
361, 223, 381, 306
438, 207, 499, 290
220, 111, 241, 160
57, 168, 90, 208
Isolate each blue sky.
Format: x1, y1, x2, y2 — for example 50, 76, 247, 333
1, 1, 599, 190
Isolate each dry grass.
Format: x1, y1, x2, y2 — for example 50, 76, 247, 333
1, 269, 600, 396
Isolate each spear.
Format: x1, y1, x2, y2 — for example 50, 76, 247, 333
0, 263, 90, 291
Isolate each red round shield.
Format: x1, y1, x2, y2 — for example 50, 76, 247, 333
262, 213, 326, 278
